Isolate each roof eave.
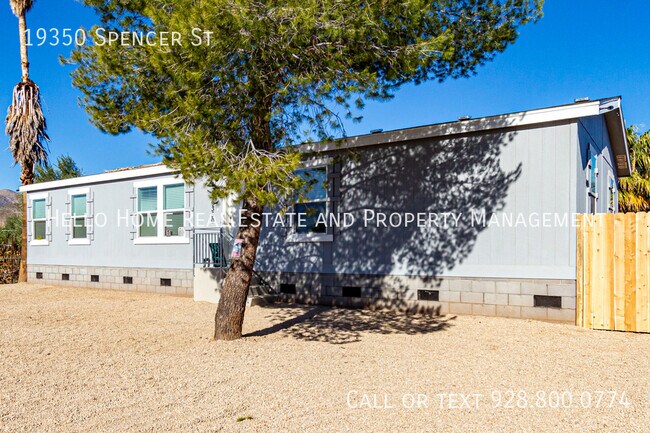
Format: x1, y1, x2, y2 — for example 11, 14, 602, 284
19, 164, 178, 193
300, 100, 602, 154
600, 97, 632, 177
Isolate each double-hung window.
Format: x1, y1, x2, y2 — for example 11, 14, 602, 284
32, 196, 47, 244
138, 186, 158, 237
163, 184, 185, 237
69, 188, 90, 244
295, 167, 328, 234
587, 150, 598, 214
607, 172, 617, 213
289, 165, 333, 242
134, 179, 188, 244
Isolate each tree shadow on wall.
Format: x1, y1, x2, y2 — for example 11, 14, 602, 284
255, 118, 523, 324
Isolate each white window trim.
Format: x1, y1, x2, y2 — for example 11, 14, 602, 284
586, 148, 599, 213
607, 172, 617, 213
30, 192, 49, 246
290, 161, 333, 243
68, 187, 91, 245
133, 177, 190, 245
287, 232, 334, 243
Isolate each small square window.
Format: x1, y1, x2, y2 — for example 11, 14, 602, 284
123, 276, 133, 284
62, 274, 70, 281
160, 278, 172, 287
36, 272, 43, 279
90, 275, 99, 282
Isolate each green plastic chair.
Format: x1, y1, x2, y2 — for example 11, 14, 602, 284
208, 242, 221, 267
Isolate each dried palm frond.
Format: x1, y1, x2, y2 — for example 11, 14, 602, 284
9, 0, 33, 17
5, 80, 49, 183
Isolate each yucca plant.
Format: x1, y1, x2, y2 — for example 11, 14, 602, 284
5, 0, 49, 282
619, 127, 650, 212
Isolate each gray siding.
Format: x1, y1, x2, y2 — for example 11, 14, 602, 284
576, 115, 618, 214
27, 174, 194, 270
257, 120, 580, 280
26, 112, 621, 285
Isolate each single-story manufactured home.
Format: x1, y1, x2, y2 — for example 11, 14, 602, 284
20, 96, 631, 322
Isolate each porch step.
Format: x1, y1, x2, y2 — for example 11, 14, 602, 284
246, 294, 277, 307
248, 283, 273, 297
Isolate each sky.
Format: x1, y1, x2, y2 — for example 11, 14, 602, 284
0, 0, 649, 191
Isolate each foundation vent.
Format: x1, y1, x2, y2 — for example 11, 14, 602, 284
534, 295, 562, 309
342, 286, 362, 298
279, 283, 296, 294
417, 290, 439, 302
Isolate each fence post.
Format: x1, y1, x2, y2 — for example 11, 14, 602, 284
576, 214, 584, 327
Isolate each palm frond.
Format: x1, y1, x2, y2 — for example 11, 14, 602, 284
5, 80, 49, 183
619, 127, 650, 212
9, 0, 33, 17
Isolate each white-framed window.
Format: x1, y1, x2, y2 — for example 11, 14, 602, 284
587, 149, 598, 214
288, 160, 333, 243
30, 192, 49, 246
133, 178, 189, 244
607, 172, 617, 213
68, 187, 91, 245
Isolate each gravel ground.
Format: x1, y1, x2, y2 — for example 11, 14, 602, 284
1, 283, 649, 433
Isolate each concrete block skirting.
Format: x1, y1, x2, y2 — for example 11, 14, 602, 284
257, 272, 577, 323
27, 264, 193, 296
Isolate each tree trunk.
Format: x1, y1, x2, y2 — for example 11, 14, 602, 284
18, 13, 29, 82
18, 165, 33, 283
15, 10, 32, 283
18, 192, 28, 283
214, 197, 264, 340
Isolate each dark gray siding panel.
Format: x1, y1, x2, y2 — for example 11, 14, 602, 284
257, 121, 579, 280
576, 115, 618, 214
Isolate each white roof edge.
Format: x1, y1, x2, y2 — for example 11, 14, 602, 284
19, 164, 177, 193
302, 100, 602, 153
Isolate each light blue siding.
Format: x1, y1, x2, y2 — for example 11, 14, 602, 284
26, 111, 622, 283
28, 174, 194, 270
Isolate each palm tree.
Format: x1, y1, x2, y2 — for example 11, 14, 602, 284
619, 126, 650, 212
5, 0, 49, 282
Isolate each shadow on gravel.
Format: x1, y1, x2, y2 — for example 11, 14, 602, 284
245, 304, 454, 344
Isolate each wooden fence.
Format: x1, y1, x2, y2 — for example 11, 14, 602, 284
576, 213, 650, 333
0, 244, 20, 285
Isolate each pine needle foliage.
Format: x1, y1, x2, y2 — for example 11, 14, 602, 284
69, 0, 543, 205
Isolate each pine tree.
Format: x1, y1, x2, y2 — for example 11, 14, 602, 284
69, 0, 543, 340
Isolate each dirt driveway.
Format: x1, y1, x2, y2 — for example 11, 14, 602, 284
1, 284, 648, 432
